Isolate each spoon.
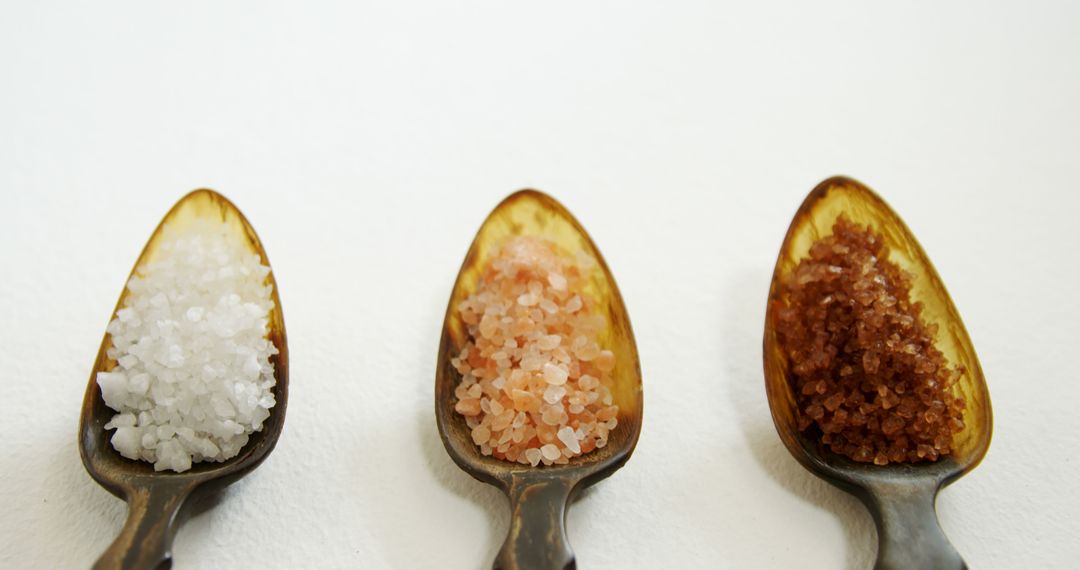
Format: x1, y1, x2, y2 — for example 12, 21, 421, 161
79, 189, 289, 570
763, 177, 992, 570
435, 190, 643, 570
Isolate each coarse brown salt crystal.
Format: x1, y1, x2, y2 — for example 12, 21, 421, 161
775, 216, 965, 465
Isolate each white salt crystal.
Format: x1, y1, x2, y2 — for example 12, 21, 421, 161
105, 413, 136, 429
96, 219, 277, 473
97, 371, 128, 409
111, 427, 140, 459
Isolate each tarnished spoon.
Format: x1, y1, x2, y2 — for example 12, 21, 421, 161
435, 190, 643, 570
763, 177, 992, 569
79, 190, 289, 570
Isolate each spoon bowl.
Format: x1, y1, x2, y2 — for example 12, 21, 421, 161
763, 177, 992, 569
435, 190, 643, 570
79, 190, 288, 570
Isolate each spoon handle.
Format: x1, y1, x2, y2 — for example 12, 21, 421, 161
93, 484, 193, 570
494, 477, 576, 570
864, 482, 965, 570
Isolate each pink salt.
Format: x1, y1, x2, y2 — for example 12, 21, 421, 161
451, 235, 619, 466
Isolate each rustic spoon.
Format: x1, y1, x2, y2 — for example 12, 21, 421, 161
79, 190, 289, 570
435, 190, 643, 570
763, 177, 992, 570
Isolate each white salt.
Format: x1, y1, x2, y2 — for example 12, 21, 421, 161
97, 219, 277, 473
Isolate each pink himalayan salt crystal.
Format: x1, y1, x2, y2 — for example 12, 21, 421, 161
538, 334, 562, 351
543, 384, 567, 404
543, 362, 569, 385
525, 447, 542, 466
540, 444, 561, 462
452, 235, 620, 466
557, 426, 581, 454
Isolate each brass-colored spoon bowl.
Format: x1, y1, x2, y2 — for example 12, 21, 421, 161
435, 190, 643, 570
79, 190, 289, 570
763, 177, 992, 570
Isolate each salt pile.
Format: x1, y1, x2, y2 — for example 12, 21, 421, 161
775, 216, 965, 465
98, 220, 277, 472
452, 236, 619, 466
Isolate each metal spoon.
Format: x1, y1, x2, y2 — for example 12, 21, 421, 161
435, 190, 643, 570
79, 190, 289, 570
762, 177, 992, 570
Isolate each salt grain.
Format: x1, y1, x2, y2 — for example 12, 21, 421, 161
525, 448, 542, 466
543, 384, 567, 404
543, 362, 569, 386
557, 426, 581, 454
540, 444, 561, 461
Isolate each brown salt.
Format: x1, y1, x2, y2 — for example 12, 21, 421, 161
451, 236, 619, 466
775, 216, 965, 465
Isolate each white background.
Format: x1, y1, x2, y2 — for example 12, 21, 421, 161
2, 1, 1078, 568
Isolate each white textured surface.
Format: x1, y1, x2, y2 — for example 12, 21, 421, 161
1, 2, 1079, 568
